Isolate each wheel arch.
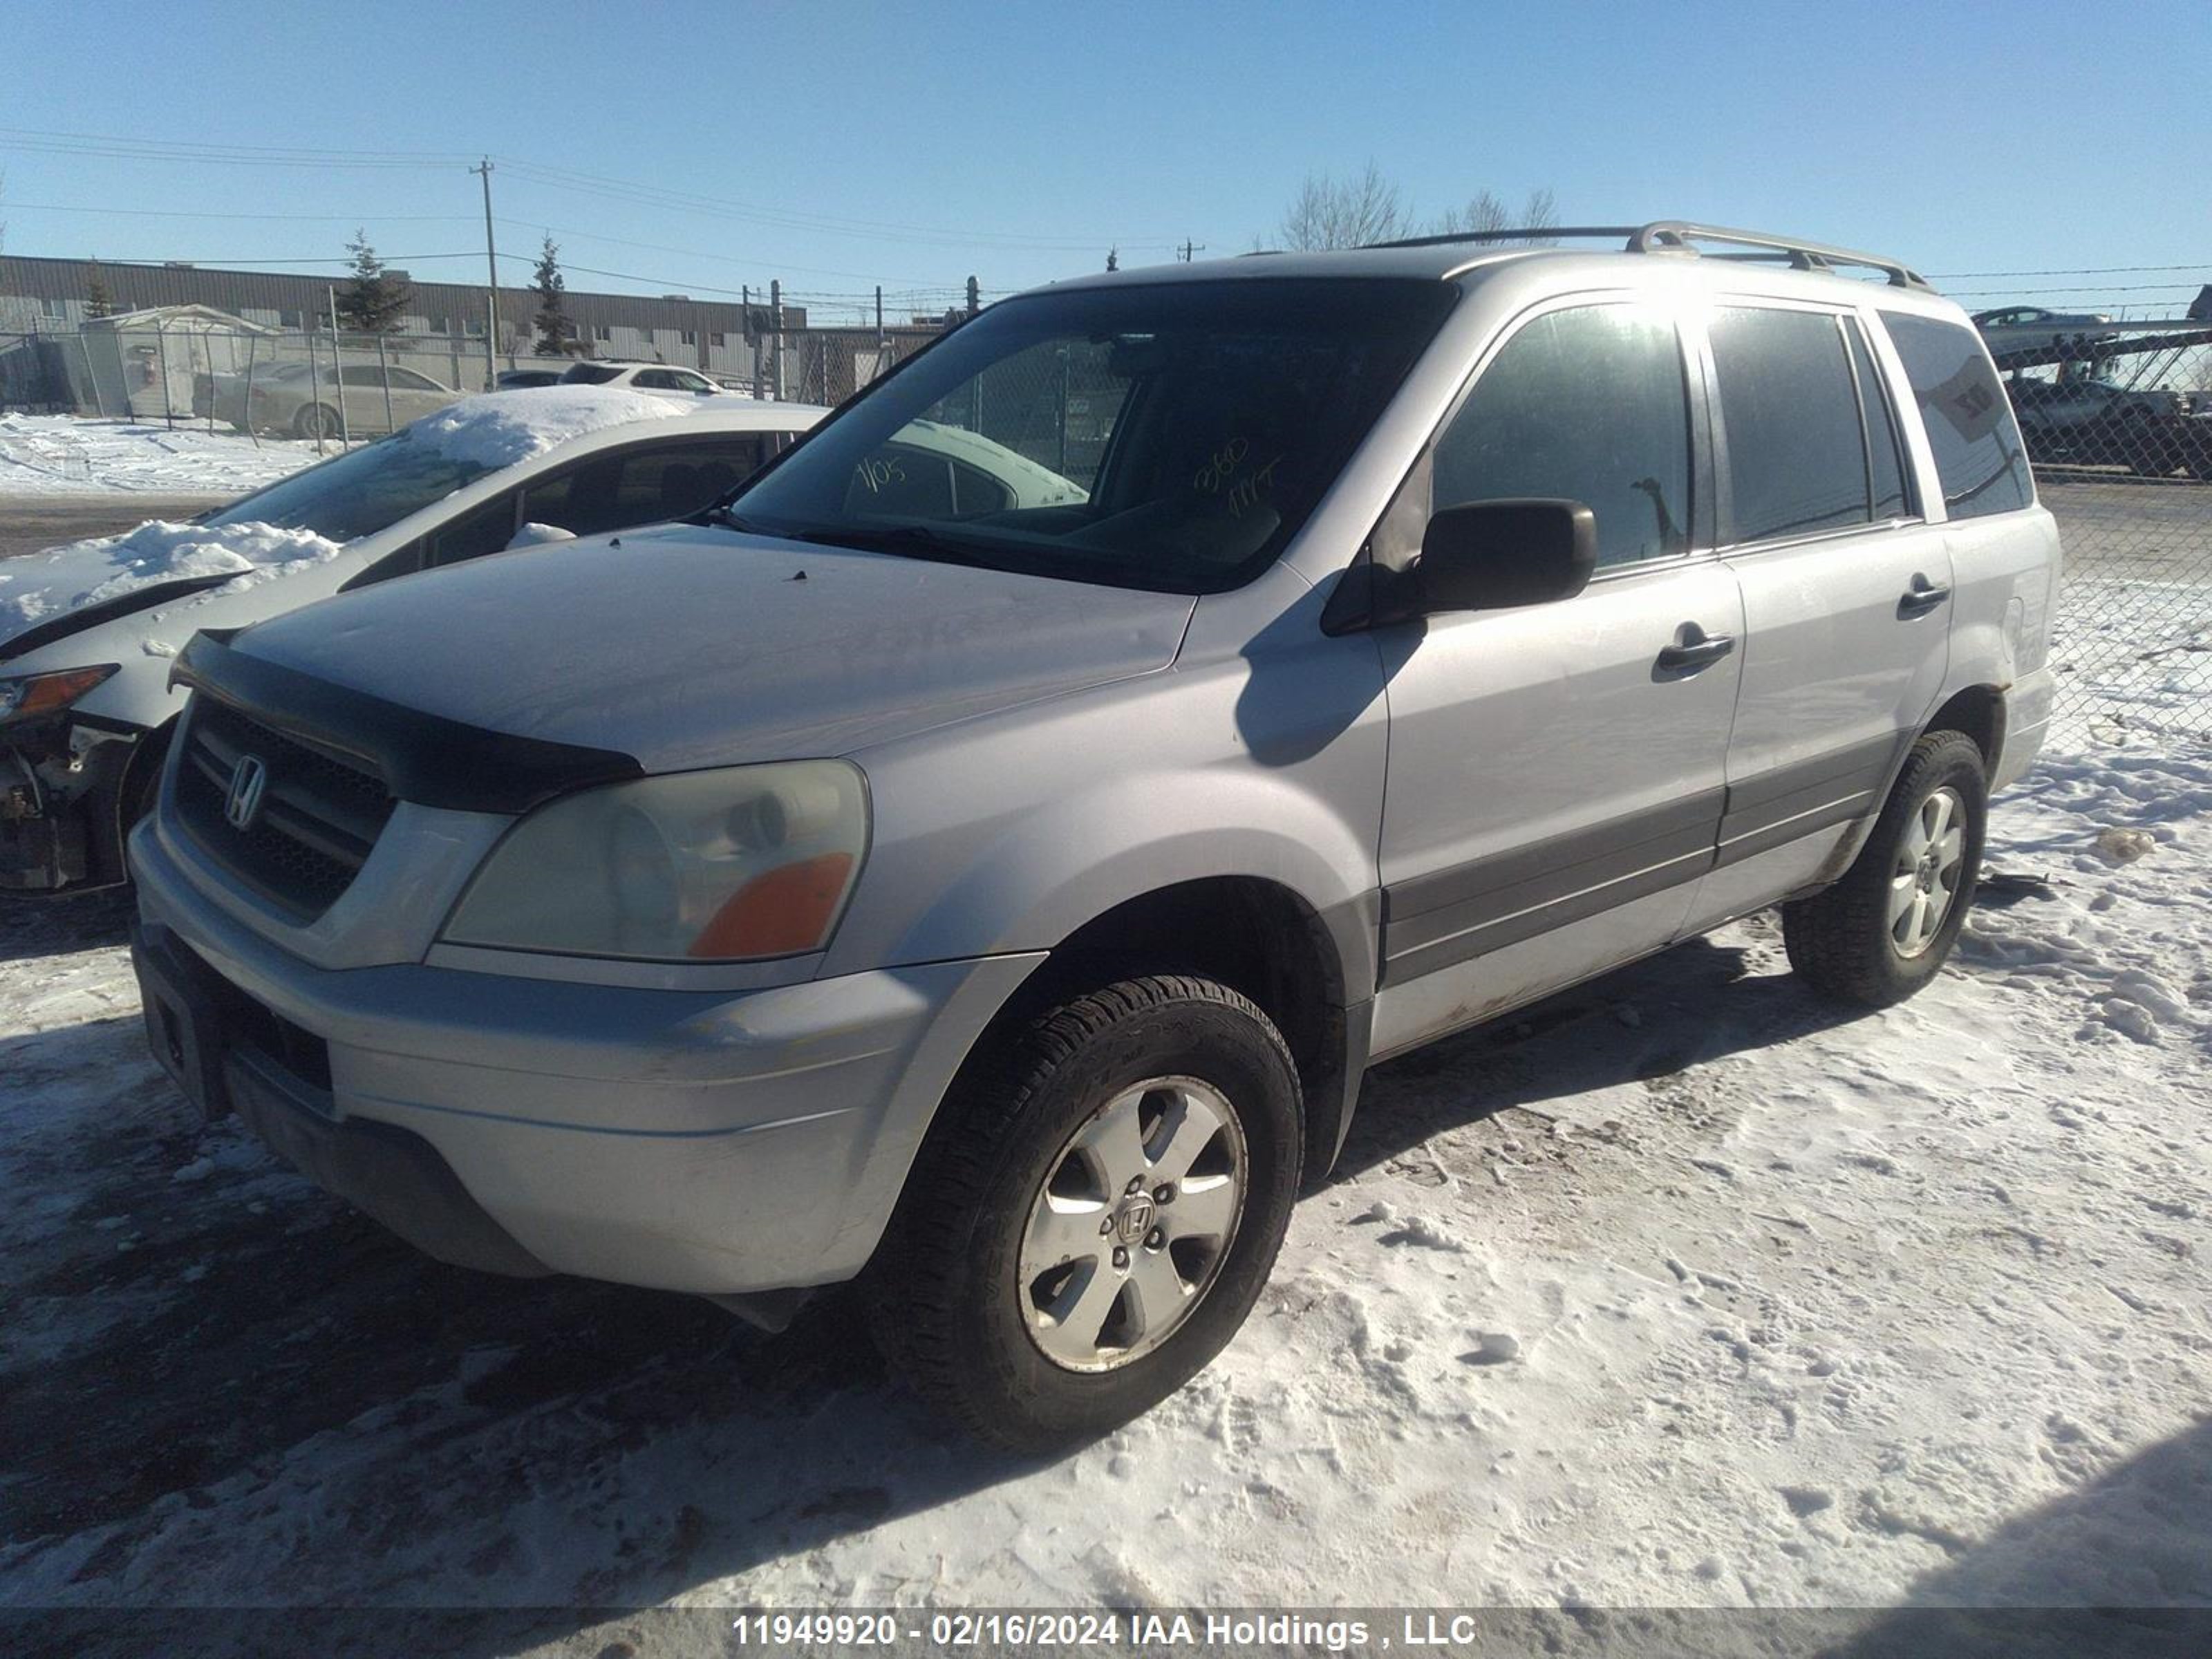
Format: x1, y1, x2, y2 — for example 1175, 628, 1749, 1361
962, 874, 1367, 1187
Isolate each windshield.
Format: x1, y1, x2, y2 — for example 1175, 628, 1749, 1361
724, 278, 1457, 593
202, 433, 496, 543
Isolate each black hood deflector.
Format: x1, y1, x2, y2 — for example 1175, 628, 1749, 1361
171, 629, 645, 815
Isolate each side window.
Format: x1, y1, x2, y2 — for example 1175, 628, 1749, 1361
425, 491, 521, 567
388, 368, 437, 391
521, 437, 773, 535
1432, 303, 1691, 570
1844, 319, 1909, 519
1881, 312, 2032, 520
1708, 307, 1871, 543
673, 371, 713, 393
632, 369, 681, 391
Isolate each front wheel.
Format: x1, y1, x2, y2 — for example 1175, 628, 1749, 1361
293, 402, 341, 440
869, 975, 1302, 1451
1783, 731, 1987, 1007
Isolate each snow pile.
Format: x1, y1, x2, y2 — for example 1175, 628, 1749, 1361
0, 519, 343, 639
0, 413, 317, 497
407, 386, 686, 470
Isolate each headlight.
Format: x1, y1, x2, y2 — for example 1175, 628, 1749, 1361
0, 665, 120, 729
441, 760, 869, 962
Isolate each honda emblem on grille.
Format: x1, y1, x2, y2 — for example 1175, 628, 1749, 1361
224, 754, 269, 831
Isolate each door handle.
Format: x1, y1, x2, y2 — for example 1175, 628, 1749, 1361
1656, 630, 1736, 674
1898, 575, 1952, 617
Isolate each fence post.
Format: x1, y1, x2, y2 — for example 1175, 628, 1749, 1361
241, 334, 262, 449
328, 287, 352, 449
306, 324, 327, 456
377, 332, 394, 434
79, 329, 106, 419
156, 324, 176, 427
770, 280, 785, 403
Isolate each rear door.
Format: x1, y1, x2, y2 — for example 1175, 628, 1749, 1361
1370, 296, 1745, 1056
1680, 300, 1952, 930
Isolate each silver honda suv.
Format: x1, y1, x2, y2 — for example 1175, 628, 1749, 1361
130, 223, 2060, 1448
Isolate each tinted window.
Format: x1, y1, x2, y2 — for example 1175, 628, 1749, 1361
729, 279, 1457, 594
1432, 303, 1691, 570
203, 433, 494, 542
1710, 308, 1870, 543
427, 492, 521, 566
1882, 312, 2032, 519
1845, 319, 1909, 518
523, 435, 775, 535
559, 363, 622, 386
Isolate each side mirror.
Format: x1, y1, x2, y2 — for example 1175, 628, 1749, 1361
1416, 498, 1597, 615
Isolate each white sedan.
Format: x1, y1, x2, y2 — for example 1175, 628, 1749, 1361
1, 388, 826, 894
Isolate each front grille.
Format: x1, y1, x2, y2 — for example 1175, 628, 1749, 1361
174, 697, 397, 919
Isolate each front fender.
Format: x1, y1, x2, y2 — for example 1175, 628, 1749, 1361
818, 615, 1390, 1002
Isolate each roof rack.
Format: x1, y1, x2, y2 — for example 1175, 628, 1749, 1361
1362, 220, 1933, 291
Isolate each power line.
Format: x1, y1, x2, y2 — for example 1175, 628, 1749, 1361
1947, 282, 2202, 297
0, 200, 476, 223
1929, 262, 2209, 278
0, 122, 1181, 254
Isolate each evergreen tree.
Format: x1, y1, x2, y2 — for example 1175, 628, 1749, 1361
84, 264, 115, 319
336, 231, 412, 333
532, 234, 572, 355
1105, 247, 1119, 272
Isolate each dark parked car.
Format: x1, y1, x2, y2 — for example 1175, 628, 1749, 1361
2007, 375, 2212, 477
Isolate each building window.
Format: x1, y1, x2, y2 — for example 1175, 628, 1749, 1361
431, 315, 450, 334
711, 332, 727, 348
280, 309, 303, 329
466, 317, 485, 337
680, 329, 696, 346
595, 323, 612, 341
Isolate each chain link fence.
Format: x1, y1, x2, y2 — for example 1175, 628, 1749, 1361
2016, 332, 2212, 740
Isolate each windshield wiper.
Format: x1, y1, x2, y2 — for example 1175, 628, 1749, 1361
696, 504, 765, 534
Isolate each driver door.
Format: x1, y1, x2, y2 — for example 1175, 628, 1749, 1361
1371, 298, 1743, 1057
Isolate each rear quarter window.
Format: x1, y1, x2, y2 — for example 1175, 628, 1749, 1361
1881, 312, 2033, 520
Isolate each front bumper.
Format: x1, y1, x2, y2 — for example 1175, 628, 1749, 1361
133, 818, 1042, 1295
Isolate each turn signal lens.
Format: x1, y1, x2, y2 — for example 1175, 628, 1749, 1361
689, 852, 856, 959
0, 665, 121, 727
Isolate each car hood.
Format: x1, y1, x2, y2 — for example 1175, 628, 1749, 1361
1, 519, 346, 660
227, 523, 1197, 771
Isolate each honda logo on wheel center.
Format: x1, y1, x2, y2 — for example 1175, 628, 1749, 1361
1114, 1193, 1155, 1245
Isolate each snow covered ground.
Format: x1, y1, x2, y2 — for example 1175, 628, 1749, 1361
0, 414, 319, 498
2, 731, 2204, 1644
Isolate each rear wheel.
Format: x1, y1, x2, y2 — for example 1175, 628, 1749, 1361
293, 402, 340, 440
869, 975, 1302, 1450
1783, 731, 1987, 1007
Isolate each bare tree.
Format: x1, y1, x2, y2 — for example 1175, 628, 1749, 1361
1277, 162, 1415, 251
1432, 187, 1559, 245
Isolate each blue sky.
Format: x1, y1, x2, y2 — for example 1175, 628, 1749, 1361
4, 0, 2209, 321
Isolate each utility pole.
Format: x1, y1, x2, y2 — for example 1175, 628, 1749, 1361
965, 275, 980, 318
471, 158, 498, 391
1179, 240, 1205, 263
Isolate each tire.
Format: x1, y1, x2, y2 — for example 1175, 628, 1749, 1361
293, 403, 339, 440
869, 975, 1302, 1452
1783, 731, 1987, 1008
